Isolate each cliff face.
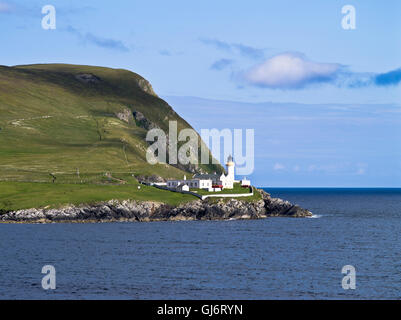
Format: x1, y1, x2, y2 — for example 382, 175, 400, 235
0, 189, 312, 223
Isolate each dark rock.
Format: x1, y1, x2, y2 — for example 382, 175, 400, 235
259, 189, 312, 217
133, 110, 158, 130
0, 189, 312, 223
75, 73, 101, 84
136, 174, 165, 183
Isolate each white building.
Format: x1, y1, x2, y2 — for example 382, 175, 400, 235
166, 156, 247, 191
166, 175, 213, 190
177, 183, 189, 192
240, 177, 251, 187
193, 155, 235, 189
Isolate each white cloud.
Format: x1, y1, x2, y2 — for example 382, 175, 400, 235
244, 52, 341, 89
293, 165, 300, 172
273, 163, 285, 170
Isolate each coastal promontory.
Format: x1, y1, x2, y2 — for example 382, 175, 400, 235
0, 188, 312, 223
0, 64, 311, 223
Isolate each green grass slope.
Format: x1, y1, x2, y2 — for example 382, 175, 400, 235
0, 180, 195, 211
0, 64, 223, 211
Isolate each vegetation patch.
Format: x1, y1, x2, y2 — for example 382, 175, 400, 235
0, 181, 197, 211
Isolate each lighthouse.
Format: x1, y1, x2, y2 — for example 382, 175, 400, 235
167, 155, 244, 191
226, 155, 235, 181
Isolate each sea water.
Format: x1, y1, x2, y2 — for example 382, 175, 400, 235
0, 188, 400, 299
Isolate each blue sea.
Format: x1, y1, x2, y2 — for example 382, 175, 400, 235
1, 188, 401, 299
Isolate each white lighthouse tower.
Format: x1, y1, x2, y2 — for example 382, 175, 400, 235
226, 155, 235, 182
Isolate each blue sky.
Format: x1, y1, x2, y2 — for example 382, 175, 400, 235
0, 0, 400, 186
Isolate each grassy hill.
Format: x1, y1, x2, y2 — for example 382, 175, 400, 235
0, 64, 223, 211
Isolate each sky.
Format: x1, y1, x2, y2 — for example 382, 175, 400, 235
0, 0, 400, 186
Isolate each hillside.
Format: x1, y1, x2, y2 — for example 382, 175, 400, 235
0, 64, 223, 210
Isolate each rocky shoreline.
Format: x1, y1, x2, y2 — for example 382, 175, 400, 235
0, 189, 312, 223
